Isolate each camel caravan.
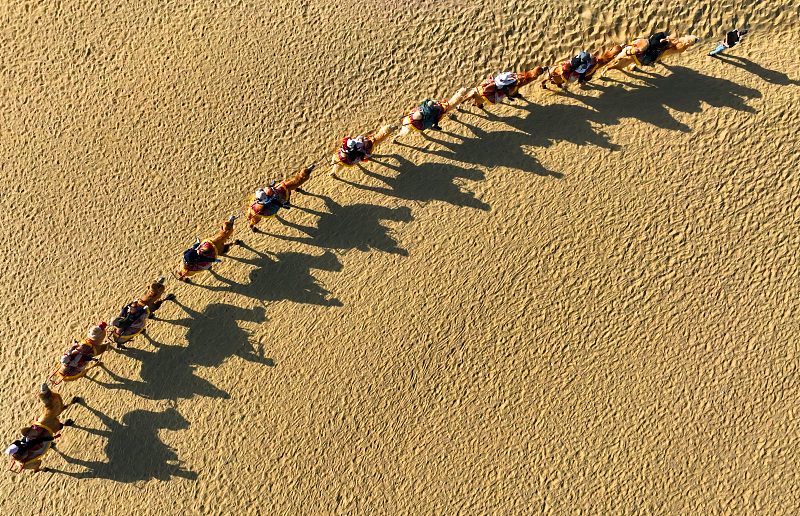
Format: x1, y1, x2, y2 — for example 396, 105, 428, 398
7, 384, 80, 473
7, 28, 725, 473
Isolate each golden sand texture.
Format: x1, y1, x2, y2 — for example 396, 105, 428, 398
1, 0, 799, 513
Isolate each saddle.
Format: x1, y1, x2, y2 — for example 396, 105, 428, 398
418, 100, 444, 130
8, 425, 55, 464
115, 302, 147, 329
638, 32, 670, 65
61, 341, 95, 368
336, 137, 372, 166
183, 242, 218, 265
252, 182, 290, 216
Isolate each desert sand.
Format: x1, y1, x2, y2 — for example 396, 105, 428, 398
1, 0, 799, 513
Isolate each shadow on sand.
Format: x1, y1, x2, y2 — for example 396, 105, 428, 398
51, 403, 197, 482
349, 66, 760, 189
566, 65, 762, 129
712, 55, 800, 86
264, 191, 413, 255
202, 242, 344, 306
89, 300, 274, 400
336, 153, 495, 209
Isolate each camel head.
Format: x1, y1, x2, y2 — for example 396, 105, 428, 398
38, 383, 57, 408
147, 280, 166, 298
677, 35, 699, 50
222, 216, 237, 232
525, 66, 545, 81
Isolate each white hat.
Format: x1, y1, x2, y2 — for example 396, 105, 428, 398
255, 188, 267, 201
574, 51, 592, 73
494, 72, 516, 88
5, 444, 19, 455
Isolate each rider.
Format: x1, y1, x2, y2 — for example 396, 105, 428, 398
407, 99, 446, 131
639, 31, 671, 66
176, 216, 241, 282
59, 322, 108, 370
480, 72, 523, 105
709, 28, 748, 56
247, 165, 313, 230
6, 434, 55, 456
248, 183, 291, 226
334, 136, 372, 167
570, 51, 596, 83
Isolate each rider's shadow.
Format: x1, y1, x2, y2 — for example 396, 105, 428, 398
569, 65, 761, 130
203, 244, 343, 307
431, 102, 620, 175
712, 55, 800, 86
391, 100, 620, 178
91, 301, 274, 400
264, 192, 412, 256
90, 340, 230, 401
51, 404, 197, 482
157, 301, 275, 369
337, 154, 492, 210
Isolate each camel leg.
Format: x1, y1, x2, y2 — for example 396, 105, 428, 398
541, 67, 554, 89
247, 212, 261, 230
600, 60, 619, 77
462, 88, 484, 108
391, 125, 412, 144
466, 87, 487, 108
328, 162, 342, 178
545, 73, 564, 89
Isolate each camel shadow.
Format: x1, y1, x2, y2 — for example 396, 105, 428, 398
572, 65, 761, 130
384, 99, 619, 178
51, 404, 197, 482
713, 55, 800, 86
337, 153, 492, 210
90, 344, 230, 401
90, 300, 274, 400
264, 192, 413, 255
155, 301, 276, 368
426, 103, 622, 176
203, 243, 343, 307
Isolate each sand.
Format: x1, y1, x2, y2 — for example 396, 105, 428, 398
1, 0, 799, 513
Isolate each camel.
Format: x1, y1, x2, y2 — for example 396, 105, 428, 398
461, 67, 545, 108
390, 88, 468, 144
175, 216, 241, 282
6, 384, 78, 473
247, 165, 314, 231
49, 322, 108, 384
600, 35, 699, 77
110, 278, 175, 349
328, 125, 396, 178
541, 45, 624, 89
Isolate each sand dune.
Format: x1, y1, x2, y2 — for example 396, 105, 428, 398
1, 0, 799, 513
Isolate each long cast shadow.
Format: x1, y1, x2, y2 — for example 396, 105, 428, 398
713, 55, 800, 86
568, 65, 761, 129
51, 403, 197, 482
337, 153, 492, 210
90, 300, 274, 400
203, 243, 343, 306
264, 192, 412, 255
